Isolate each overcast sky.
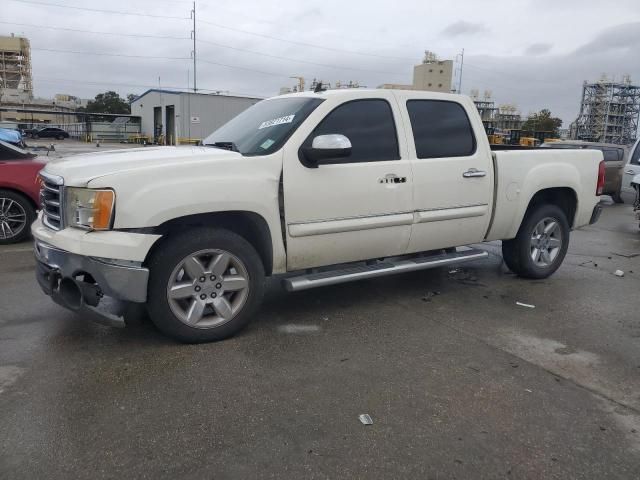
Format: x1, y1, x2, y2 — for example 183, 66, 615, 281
4, 0, 640, 124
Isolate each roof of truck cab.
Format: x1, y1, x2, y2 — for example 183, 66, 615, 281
275, 89, 468, 101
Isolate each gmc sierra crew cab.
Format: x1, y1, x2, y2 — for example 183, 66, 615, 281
32, 89, 605, 342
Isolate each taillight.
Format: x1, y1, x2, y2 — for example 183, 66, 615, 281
596, 160, 605, 195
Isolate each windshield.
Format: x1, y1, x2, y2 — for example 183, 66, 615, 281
0, 139, 33, 160
203, 97, 323, 156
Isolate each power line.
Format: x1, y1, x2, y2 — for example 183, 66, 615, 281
197, 38, 407, 77
30, 47, 293, 79
0, 21, 189, 40
34, 76, 264, 98
31, 47, 189, 61
7, 0, 189, 19
197, 18, 415, 62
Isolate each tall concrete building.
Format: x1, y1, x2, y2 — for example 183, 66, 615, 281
0, 34, 33, 102
379, 51, 453, 93
412, 51, 453, 93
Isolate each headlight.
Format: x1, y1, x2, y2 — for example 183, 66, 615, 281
64, 187, 115, 230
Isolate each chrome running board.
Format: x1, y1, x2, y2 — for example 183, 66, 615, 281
283, 247, 488, 292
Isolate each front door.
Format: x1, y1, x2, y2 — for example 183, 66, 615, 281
282, 94, 413, 270
620, 139, 640, 204
393, 92, 494, 252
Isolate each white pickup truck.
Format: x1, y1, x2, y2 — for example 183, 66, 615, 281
32, 89, 605, 342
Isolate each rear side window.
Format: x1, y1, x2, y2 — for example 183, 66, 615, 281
305, 99, 399, 163
599, 148, 623, 162
631, 144, 640, 165
407, 100, 476, 159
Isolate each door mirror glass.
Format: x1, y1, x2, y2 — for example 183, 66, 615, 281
301, 134, 352, 168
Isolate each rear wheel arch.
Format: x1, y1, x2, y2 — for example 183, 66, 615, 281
144, 211, 274, 276
523, 187, 578, 229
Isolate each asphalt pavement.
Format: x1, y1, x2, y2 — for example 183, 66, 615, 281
1, 200, 639, 479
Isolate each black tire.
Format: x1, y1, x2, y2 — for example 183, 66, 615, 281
57, 135, 64, 140
33, 134, 39, 139
611, 192, 624, 204
0, 189, 36, 245
146, 228, 265, 343
502, 204, 570, 279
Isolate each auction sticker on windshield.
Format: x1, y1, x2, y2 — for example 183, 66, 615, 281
258, 115, 295, 129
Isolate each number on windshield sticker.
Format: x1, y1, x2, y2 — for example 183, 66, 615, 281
258, 115, 295, 129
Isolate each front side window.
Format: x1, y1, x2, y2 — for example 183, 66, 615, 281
407, 100, 476, 159
203, 97, 323, 156
303, 99, 400, 164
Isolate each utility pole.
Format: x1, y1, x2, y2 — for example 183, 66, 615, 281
191, 1, 197, 92
456, 48, 465, 94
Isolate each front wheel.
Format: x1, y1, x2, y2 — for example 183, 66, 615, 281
0, 190, 35, 244
146, 228, 265, 343
502, 204, 570, 279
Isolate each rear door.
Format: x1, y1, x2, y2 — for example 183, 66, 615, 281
621, 139, 640, 204
394, 92, 494, 253
282, 93, 413, 270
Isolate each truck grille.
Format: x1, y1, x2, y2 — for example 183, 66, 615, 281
39, 173, 64, 230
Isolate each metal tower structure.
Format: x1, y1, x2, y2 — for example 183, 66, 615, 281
572, 75, 640, 145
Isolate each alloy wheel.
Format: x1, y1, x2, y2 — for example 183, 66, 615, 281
530, 217, 563, 267
0, 197, 27, 240
166, 249, 250, 328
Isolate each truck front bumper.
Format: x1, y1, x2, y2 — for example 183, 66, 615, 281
34, 240, 149, 327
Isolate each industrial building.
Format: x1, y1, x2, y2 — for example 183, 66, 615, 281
571, 75, 640, 145
380, 51, 453, 93
130, 90, 262, 144
0, 34, 33, 102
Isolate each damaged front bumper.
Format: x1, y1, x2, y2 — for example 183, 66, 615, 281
34, 240, 149, 327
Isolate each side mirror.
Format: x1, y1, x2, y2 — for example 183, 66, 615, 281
301, 134, 352, 168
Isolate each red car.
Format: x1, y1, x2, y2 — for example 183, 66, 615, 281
0, 140, 45, 244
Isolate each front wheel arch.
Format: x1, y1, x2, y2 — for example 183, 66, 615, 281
144, 211, 274, 276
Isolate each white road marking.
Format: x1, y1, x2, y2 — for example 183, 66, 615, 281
277, 324, 321, 334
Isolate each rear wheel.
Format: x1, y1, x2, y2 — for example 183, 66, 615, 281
0, 190, 35, 244
611, 192, 624, 204
147, 228, 265, 343
502, 204, 569, 279
57, 135, 64, 140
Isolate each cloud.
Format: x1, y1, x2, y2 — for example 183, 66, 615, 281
574, 22, 640, 55
441, 21, 488, 37
524, 43, 552, 56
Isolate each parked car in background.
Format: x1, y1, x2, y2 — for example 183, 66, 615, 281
0, 140, 45, 244
620, 139, 640, 206
540, 140, 628, 202
0, 127, 26, 148
29, 127, 70, 140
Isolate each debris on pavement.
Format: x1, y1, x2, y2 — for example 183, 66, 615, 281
516, 302, 535, 309
611, 252, 640, 258
421, 291, 441, 302
614, 270, 625, 277
525, 389, 533, 393
359, 414, 373, 425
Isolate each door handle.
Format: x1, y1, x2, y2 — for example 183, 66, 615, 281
379, 174, 407, 184
625, 169, 636, 175
463, 168, 487, 178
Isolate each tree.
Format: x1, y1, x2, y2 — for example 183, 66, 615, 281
126, 93, 137, 104
521, 109, 563, 137
84, 91, 131, 114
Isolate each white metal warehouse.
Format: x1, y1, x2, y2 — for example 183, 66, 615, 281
130, 90, 262, 145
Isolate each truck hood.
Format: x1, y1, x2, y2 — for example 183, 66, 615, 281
42, 146, 242, 186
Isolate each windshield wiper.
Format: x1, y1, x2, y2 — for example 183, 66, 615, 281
205, 141, 240, 152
